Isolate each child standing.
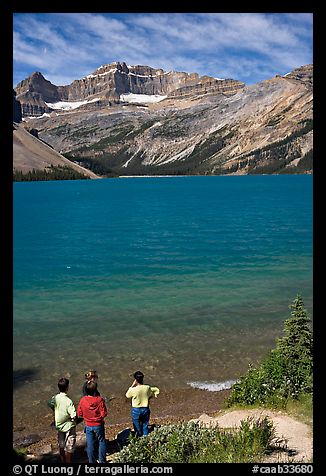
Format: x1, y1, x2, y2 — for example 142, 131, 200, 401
82, 370, 100, 396
48, 377, 77, 463
78, 381, 107, 463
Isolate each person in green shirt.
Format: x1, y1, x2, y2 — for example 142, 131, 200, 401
125, 370, 159, 436
48, 377, 77, 463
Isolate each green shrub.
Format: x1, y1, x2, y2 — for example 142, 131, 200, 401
112, 417, 276, 463
285, 392, 313, 427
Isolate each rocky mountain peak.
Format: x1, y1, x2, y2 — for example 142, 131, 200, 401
15, 71, 60, 116
89, 61, 129, 76
14, 62, 246, 117
17, 71, 51, 92
282, 64, 313, 89
31, 71, 45, 79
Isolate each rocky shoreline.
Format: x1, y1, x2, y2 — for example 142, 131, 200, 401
13, 387, 231, 463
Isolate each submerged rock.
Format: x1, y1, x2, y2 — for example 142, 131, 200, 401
13, 433, 42, 449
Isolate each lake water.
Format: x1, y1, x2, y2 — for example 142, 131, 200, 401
13, 175, 312, 423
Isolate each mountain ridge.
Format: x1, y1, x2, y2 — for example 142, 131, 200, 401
14, 62, 313, 177
15, 62, 245, 117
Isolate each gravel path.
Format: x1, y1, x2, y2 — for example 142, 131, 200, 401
193, 409, 313, 463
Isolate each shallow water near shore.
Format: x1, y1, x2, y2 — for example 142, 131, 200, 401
13, 175, 312, 429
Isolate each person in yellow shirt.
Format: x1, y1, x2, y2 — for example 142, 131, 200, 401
125, 370, 159, 436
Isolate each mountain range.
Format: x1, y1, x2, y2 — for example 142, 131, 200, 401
13, 62, 313, 177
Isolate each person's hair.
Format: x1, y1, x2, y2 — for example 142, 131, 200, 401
85, 381, 98, 396
58, 377, 69, 392
85, 370, 98, 380
133, 371, 144, 384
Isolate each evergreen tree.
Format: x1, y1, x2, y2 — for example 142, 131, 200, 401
275, 295, 313, 396
227, 295, 313, 407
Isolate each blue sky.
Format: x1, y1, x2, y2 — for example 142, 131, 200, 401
13, 12, 313, 87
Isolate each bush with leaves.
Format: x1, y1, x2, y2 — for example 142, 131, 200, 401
112, 417, 276, 463
227, 295, 313, 408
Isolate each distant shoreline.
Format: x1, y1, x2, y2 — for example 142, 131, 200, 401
118, 175, 190, 178
12, 173, 313, 183
117, 173, 312, 178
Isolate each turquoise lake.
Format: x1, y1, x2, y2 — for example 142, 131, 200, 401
13, 175, 313, 421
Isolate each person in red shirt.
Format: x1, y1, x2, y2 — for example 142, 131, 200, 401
78, 381, 107, 463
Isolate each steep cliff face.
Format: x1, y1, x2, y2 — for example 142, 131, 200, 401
282, 64, 313, 89
168, 76, 245, 98
15, 72, 60, 116
15, 62, 245, 116
16, 64, 313, 176
13, 90, 22, 122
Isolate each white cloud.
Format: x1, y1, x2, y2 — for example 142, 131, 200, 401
13, 13, 313, 87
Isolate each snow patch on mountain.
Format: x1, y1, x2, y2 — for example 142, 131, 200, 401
45, 98, 99, 110
120, 93, 167, 104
